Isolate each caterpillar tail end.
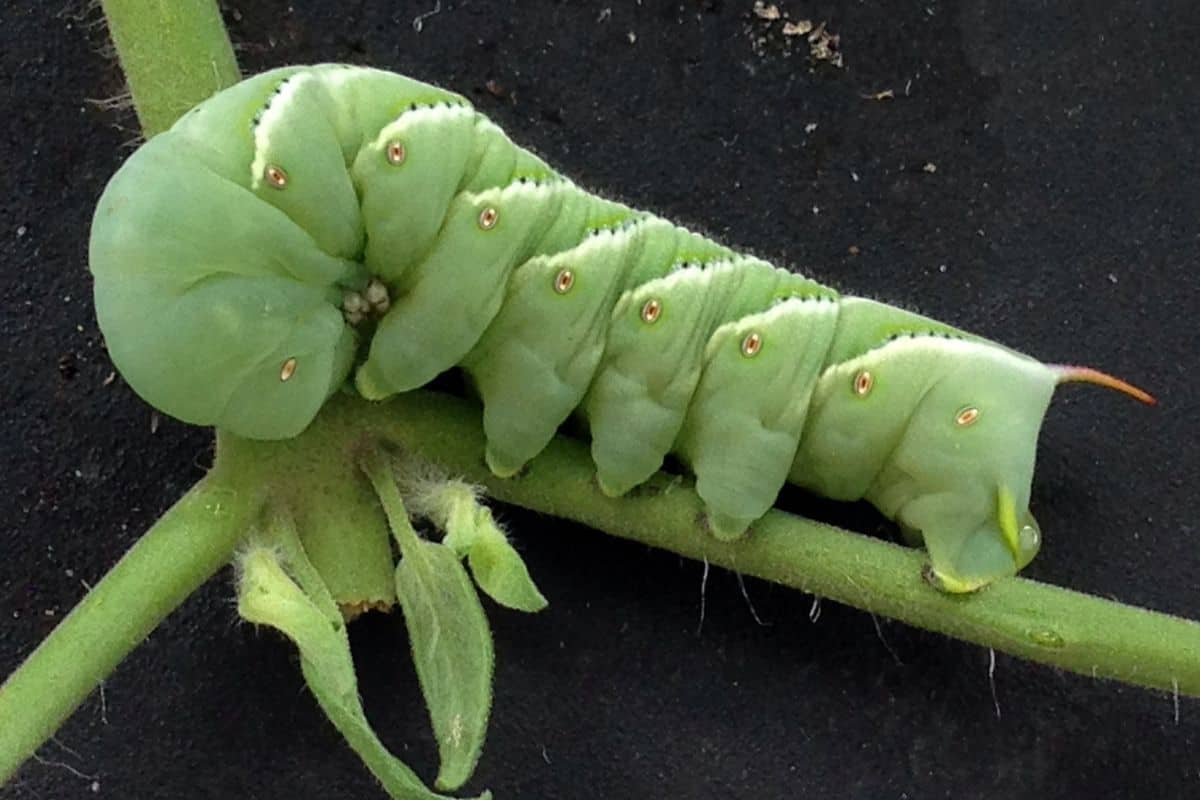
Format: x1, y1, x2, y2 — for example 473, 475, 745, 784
1050, 364, 1157, 406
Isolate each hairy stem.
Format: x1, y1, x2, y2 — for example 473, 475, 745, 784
0, 471, 264, 783
99, 0, 240, 136
362, 446, 425, 557
0, 0, 250, 784
270, 391, 1200, 698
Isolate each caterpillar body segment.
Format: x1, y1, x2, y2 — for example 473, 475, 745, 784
89, 65, 1148, 592
463, 215, 664, 478
677, 294, 841, 540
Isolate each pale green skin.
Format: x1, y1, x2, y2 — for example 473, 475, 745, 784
90, 65, 1057, 592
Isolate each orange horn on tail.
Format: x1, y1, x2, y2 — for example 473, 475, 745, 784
1049, 365, 1157, 406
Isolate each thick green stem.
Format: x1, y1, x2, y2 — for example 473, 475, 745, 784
0, 472, 264, 783
99, 0, 240, 136
0, 0, 249, 783
264, 391, 1200, 698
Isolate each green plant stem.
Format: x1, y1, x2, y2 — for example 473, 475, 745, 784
362, 447, 425, 557
0, 471, 264, 783
0, 0, 248, 783
261, 390, 1200, 697
99, 0, 240, 136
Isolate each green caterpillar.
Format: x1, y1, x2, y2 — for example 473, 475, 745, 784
88, 64, 1153, 593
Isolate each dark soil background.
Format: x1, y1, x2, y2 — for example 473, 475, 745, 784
3, 1, 1199, 798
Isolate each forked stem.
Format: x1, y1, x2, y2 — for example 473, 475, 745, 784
0, 0, 248, 784
0, 470, 264, 783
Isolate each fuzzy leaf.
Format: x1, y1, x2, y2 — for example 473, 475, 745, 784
237, 543, 486, 800
431, 486, 547, 613
465, 509, 548, 613
394, 538, 495, 791
364, 447, 499, 789
438, 485, 482, 557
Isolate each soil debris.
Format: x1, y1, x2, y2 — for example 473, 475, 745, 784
485, 79, 508, 100
806, 22, 842, 67
752, 2, 781, 21
748, 4, 842, 67
782, 19, 813, 36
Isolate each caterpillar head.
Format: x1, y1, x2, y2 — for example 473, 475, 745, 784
89, 130, 365, 440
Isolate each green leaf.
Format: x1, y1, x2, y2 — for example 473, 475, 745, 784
464, 508, 548, 613
412, 478, 548, 613
237, 540, 486, 800
438, 485, 483, 556
363, 447, 496, 792
394, 539, 495, 791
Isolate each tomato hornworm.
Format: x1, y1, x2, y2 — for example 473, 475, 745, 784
88, 64, 1153, 593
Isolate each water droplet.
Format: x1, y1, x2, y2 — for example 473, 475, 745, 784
203, 487, 237, 519
1028, 628, 1065, 648
1019, 524, 1041, 552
